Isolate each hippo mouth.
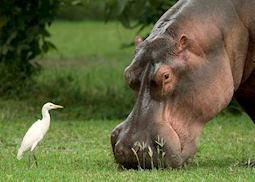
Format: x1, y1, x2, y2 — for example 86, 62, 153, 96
129, 133, 182, 169
111, 120, 188, 169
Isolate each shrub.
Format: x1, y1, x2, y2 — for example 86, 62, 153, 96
0, 0, 60, 96
57, 0, 106, 21
105, 0, 178, 33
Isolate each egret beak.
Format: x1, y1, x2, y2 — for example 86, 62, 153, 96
53, 104, 64, 109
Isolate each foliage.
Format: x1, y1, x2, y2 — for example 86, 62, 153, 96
0, 115, 254, 180
0, 0, 60, 95
57, 0, 106, 21
105, 0, 178, 33
55, 0, 178, 29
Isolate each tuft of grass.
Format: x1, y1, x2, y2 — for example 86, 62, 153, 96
155, 136, 166, 169
148, 146, 154, 169
131, 141, 148, 170
0, 114, 254, 181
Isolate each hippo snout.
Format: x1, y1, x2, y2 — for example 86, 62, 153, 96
111, 121, 185, 169
111, 124, 139, 168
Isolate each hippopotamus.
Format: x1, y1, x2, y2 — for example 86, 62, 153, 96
111, 0, 255, 169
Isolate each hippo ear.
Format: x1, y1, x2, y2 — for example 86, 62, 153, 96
177, 34, 189, 52
135, 36, 144, 48
178, 34, 204, 56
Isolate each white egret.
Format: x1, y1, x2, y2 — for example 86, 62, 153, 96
17, 102, 63, 167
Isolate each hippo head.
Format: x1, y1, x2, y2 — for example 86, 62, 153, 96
111, 18, 234, 169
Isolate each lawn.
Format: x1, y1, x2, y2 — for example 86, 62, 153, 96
0, 21, 254, 181
0, 114, 254, 181
45, 21, 144, 60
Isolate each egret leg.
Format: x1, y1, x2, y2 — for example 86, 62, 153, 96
33, 153, 38, 167
30, 141, 39, 168
28, 154, 31, 168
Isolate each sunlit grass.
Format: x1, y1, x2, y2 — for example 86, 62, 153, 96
0, 114, 254, 181
45, 21, 149, 60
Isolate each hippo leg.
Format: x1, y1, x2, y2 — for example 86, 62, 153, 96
235, 87, 255, 124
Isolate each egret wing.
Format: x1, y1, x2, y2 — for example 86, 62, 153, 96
19, 119, 43, 152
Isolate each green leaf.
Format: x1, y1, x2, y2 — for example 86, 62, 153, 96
0, 0, 60, 86
6, 32, 17, 45
116, 0, 130, 15
0, 16, 8, 28
71, 0, 83, 6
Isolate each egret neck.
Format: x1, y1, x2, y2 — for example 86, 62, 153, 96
41, 107, 51, 135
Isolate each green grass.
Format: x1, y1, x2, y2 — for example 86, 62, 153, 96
0, 114, 254, 181
45, 21, 149, 60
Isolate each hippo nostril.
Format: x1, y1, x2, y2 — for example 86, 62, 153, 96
124, 71, 130, 82
111, 129, 119, 138
111, 130, 120, 145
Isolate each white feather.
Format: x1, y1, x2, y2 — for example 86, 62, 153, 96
17, 120, 46, 160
